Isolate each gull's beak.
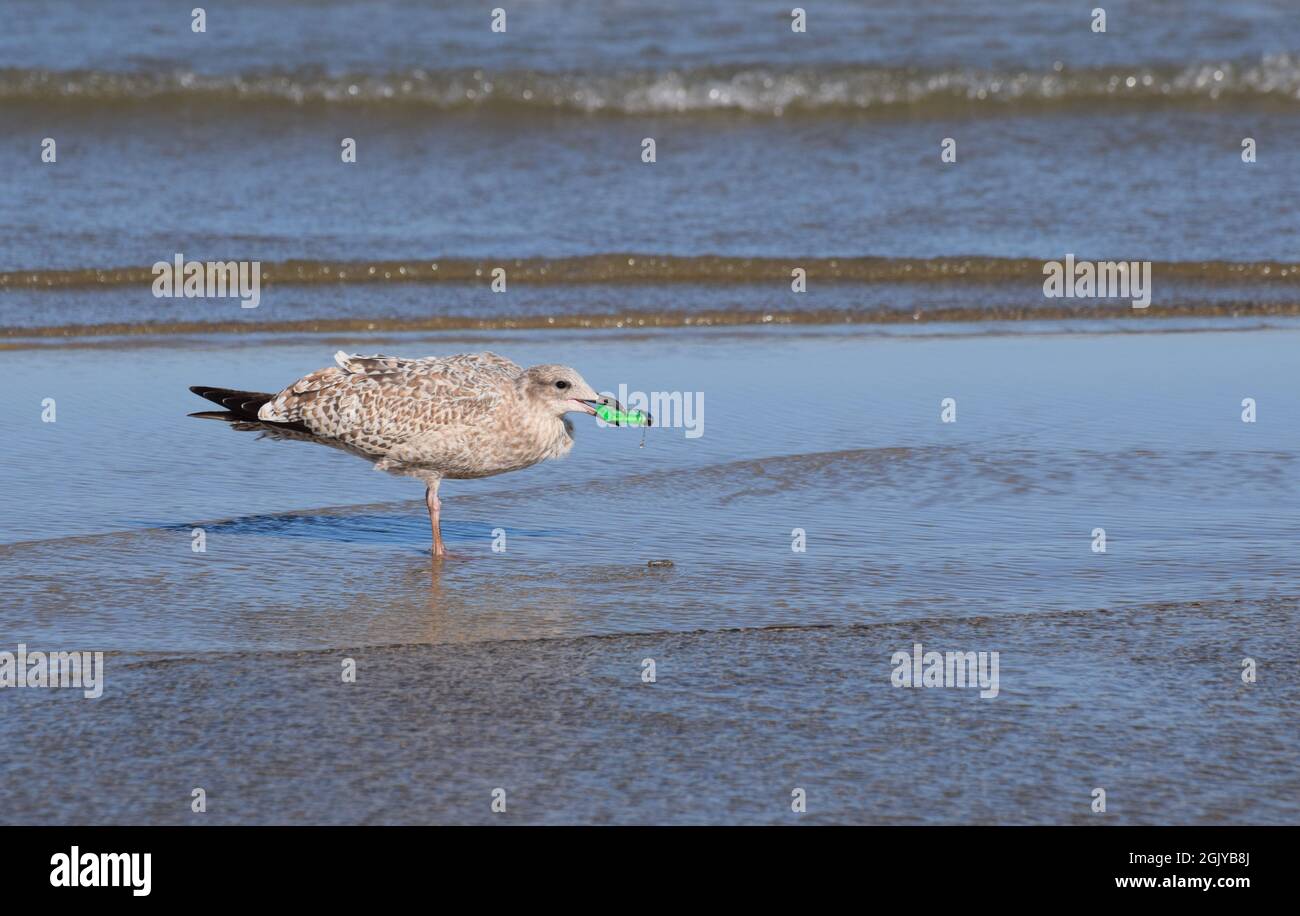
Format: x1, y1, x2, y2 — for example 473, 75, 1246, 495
577, 397, 654, 426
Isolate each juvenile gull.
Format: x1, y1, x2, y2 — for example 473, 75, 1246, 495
189, 351, 646, 556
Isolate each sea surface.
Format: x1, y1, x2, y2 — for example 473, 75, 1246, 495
0, 0, 1297, 825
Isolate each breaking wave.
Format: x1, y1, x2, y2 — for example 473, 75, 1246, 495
6, 55, 1300, 116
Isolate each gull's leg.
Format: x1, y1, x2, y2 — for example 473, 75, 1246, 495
425, 479, 446, 557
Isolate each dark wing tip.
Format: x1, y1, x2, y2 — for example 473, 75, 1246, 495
189, 410, 233, 419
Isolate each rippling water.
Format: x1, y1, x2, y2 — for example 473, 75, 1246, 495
4, 2, 1300, 274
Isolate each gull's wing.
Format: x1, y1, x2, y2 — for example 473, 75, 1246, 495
257, 351, 523, 458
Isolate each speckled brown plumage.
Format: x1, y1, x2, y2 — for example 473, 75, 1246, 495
193, 350, 625, 557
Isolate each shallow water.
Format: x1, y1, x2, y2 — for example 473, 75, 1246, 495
5, 322, 1300, 646
2, 324, 1298, 823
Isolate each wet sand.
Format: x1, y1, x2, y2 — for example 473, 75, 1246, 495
4, 598, 1295, 825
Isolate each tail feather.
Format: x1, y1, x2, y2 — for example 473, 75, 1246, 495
188, 386, 310, 432
189, 386, 274, 419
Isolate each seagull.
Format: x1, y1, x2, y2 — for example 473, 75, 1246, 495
189, 351, 648, 556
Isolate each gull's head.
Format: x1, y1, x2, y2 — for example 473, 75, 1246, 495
519, 364, 620, 419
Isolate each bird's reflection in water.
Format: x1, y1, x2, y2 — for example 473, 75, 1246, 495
388, 548, 521, 646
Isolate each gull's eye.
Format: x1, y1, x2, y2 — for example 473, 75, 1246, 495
555, 380, 570, 390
